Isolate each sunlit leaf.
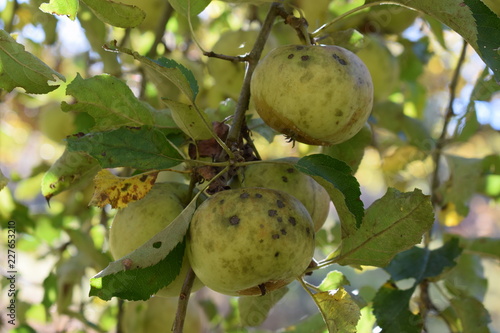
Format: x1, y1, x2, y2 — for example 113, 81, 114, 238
39, 0, 79, 20
105, 43, 199, 102
0, 30, 65, 93
373, 283, 422, 333
365, 0, 500, 81
238, 287, 288, 327
318, 271, 351, 292
313, 288, 360, 333
66, 126, 184, 170
330, 188, 434, 267
162, 98, 213, 140
81, 0, 145, 28
90, 169, 159, 209
61, 74, 156, 131
89, 197, 197, 300
0, 168, 9, 191
296, 154, 363, 238
41, 149, 101, 201
168, 0, 211, 17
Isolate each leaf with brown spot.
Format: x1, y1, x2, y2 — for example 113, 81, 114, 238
90, 169, 159, 208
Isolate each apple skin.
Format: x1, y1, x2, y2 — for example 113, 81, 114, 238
109, 182, 203, 298
187, 188, 315, 296
121, 296, 203, 333
234, 158, 330, 231
251, 44, 373, 146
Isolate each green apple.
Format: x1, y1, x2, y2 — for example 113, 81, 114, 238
122, 296, 202, 333
251, 44, 373, 145
109, 182, 203, 297
188, 188, 315, 296
235, 158, 330, 231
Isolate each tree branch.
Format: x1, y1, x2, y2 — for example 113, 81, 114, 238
223, 3, 282, 152
172, 267, 196, 333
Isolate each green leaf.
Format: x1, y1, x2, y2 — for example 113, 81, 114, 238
321, 124, 372, 174
295, 154, 363, 237
41, 149, 100, 201
162, 98, 213, 140
449, 296, 491, 332
465, 237, 500, 259
61, 74, 156, 131
80, 0, 145, 28
313, 287, 360, 333
168, 0, 211, 17
331, 188, 434, 267
89, 198, 196, 300
105, 43, 199, 102
238, 287, 288, 327
384, 237, 462, 284
444, 252, 487, 301
39, 0, 79, 20
372, 283, 422, 333
441, 155, 483, 216
366, 0, 500, 81
0, 30, 65, 94
0, 168, 9, 191
318, 271, 351, 292
66, 126, 184, 170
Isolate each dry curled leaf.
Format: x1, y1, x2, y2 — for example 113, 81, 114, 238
90, 169, 159, 208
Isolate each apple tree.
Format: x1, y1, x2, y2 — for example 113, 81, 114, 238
1, 0, 499, 332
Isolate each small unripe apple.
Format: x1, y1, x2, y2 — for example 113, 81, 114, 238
109, 182, 203, 297
356, 34, 399, 101
187, 188, 315, 296
251, 44, 373, 146
235, 158, 330, 231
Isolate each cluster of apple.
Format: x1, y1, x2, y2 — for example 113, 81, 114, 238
110, 32, 374, 300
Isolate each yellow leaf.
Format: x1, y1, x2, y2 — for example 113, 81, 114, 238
313, 287, 360, 333
90, 169, 159, 209
438, 202, 465, 227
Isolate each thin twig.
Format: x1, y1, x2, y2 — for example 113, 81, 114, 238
224, 3, 282, 151
5, 0, 19, 33
172, 268, 196, 333
430, 40, 468, 208
421, 39, 468, 330
203, 51, 249, 62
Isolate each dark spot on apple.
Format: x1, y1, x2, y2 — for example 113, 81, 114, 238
287, 168, 294, 173
301, 55, 310, 61
277, 200, 285, 208
332, 53, 347, 65
272, 234, 280, 239
296, 46, 304, 50
288, 54, 294, 59
260, 224, 264, 228
274, 251, 280, 257
229, 215, 240, 225
152, 241, 162, 249
281, 176, 288, 183
240, 192, 250, 199
255, 193, 263, 198
277, 217, 283, 222
280, 228, 287, 235
306, 227, 310, 234
219, 199, 225, 205
288, 217, 297, 226
335, 110, 343, 117
268, 209, 278, 217
259, 239, 264, 243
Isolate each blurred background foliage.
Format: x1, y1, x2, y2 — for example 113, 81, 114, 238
1, 0, 499, 332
